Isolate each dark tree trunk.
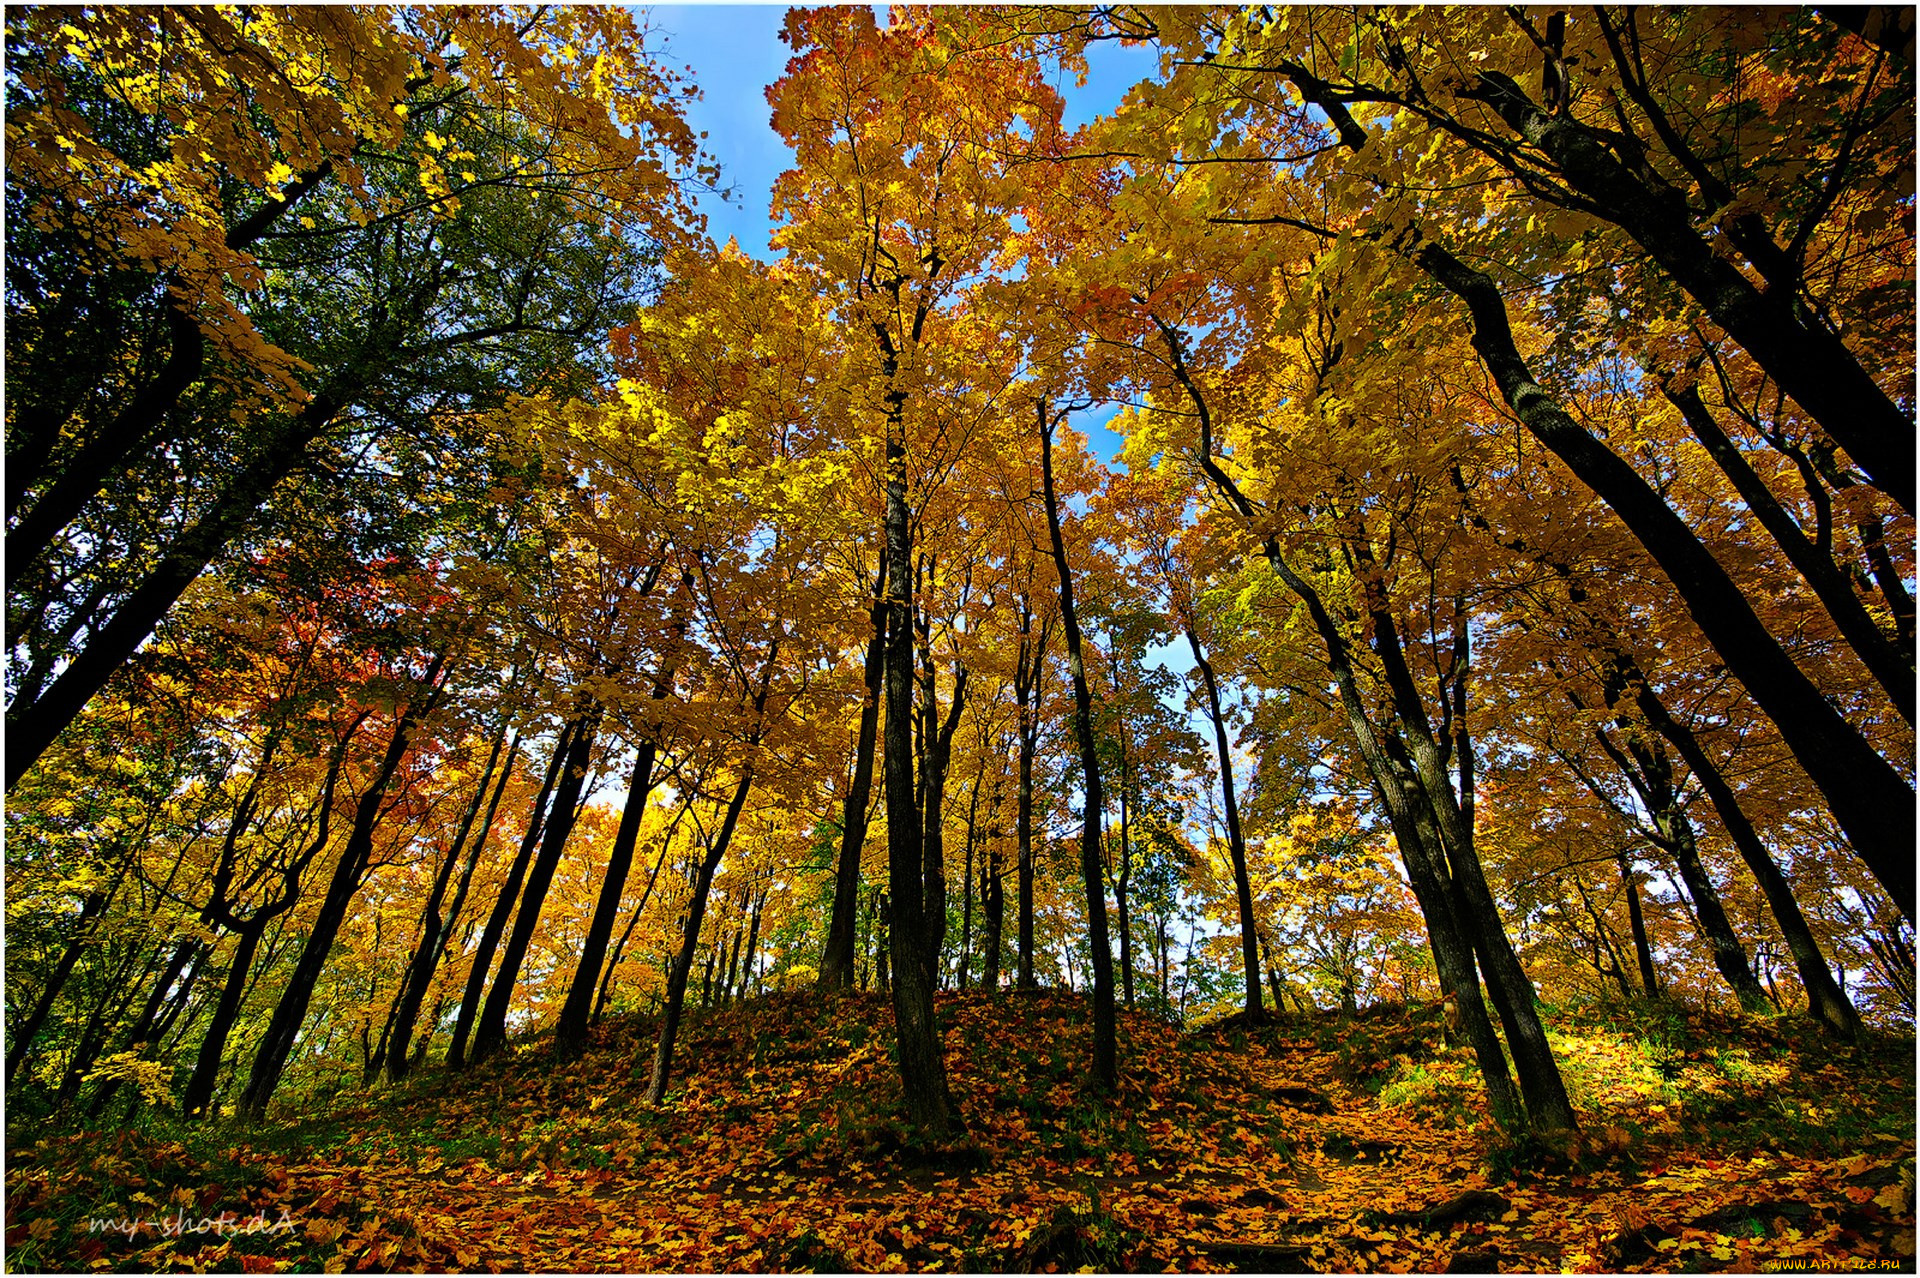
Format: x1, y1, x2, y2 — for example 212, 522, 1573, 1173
556, 668, 674, 1056
1413, 241, 1914, 920
85, 937, 198, 1119
1588, 712, 1775, 1015
446, 722, 574, 1070
1455, 70, 1912, 514
6, 393, 343, 786
1014, 604, 1049, 991
1110, 711, 1135, 1008
1661, 382, 1911, 721
957, 760, 983, 990
646, 765, 755, 1102
594, 818, 680, 1024
5, 888, 110, 1086
1617, 852, 1661, 996
740, 883, 769, 1001
1154, 314, 1542, 1133
1187, 627, 1262, 1017
1040, 401, 1117, 1095
382, 728, 517, 1082
235, 652, 449, 1120
1631, 680, 1864, 1037
180, 929, 267, 1120
470, 710, 600, 1066
821, 561, 887, 990
981, 829, 1005, 996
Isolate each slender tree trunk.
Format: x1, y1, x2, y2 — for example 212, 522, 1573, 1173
446, 721, 574, 1070
647, 765, 755, 1103
594, 817, 681, 1024
236, 656, 445, 1120
981, 831, 1005, 996
180, 928, 267, 1120
957, 761, 982, 990
1590, 715, 1775, 1015
1014, 608, 1048, 992
822, 561, 887, 990
740, 884, 769, 1001
1040, 402, 1117, 1095
5, 889, 110, 1086
1632, 681, 1863, 1037
386, 733, 518, 1081
85, 936, 198, 1118
1111, 718, 1135, 1008
1187, 628, 1262, 1017
1616, 853, 1661, 996
471, 711, 600, 1065
378, 724, 511, 1082
556, 681, 672, 1055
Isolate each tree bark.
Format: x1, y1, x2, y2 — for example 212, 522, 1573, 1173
236, 651, 448, 1119
1040, 401, 1118, 1095
821, 561, 887, 990
1187, 626, 1263, 1017
382, 728, 517, 1082
647, 765, 756, 1102
445, 721, 573, 1070
556, 659, 676, 1056
470, 710, 600, 1066
1412, 239, 1914, 919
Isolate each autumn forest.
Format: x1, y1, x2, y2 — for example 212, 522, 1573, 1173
4, 5, 1915, 1273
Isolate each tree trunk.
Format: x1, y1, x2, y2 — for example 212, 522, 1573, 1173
1413, 240, 1914, 920
6, 393, 343, 786
180, 928, 266, 1120
1187, 627, 1262, 1017
1457, 71, 1912, 514
5, 888, 110, 1086
389, 732, 518, 1079
373, 724, 512, 1082
1040, 402, 1117, 1095
821, 561, 887, 990
470, 710, 600, 1066
1616, 852, 1661, 996
957, 761, 982, 990
1014, 606, 1049, 991
647, 765, 755, 1103
446, 721, 574, 1070
235, 651, 448, 1120
1632, 681, 1863, 1038
1112, 717, 1135, 1008
85, 936, 198, 1119
556, 671, 674, 1056
1661, 381, 1911, 721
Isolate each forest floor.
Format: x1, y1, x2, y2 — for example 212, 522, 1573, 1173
5, 989, 1914, 1273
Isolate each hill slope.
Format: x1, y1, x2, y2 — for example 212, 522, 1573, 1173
7, 991, 1914, 1272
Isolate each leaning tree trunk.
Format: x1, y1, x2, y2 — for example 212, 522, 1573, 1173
647, 768, 755, 1102
470, 710, 600, 1066
445, 721, 573, 1070
556, 665, 675, 1056
1413, 239, 1914, 921
237, 651, 447, 1120
386, 732, 518, 1081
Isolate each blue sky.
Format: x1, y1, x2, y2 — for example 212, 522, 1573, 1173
648, 5, 1160, 461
